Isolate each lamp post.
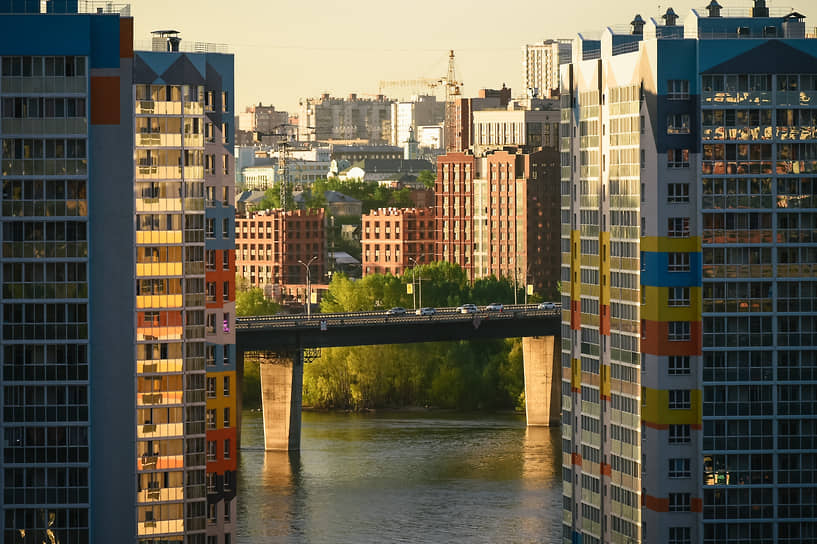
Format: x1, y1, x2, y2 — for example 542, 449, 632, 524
409, 254, 424, 308
297, 256, 317, 317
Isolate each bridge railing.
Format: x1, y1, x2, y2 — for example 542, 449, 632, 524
236, 304, 562, 330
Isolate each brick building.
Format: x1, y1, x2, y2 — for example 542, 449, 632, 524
361, 207, 436, 276
235, 209, 326, 302
436, 148, 560, 293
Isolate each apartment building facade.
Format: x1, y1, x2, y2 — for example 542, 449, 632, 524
522, 39, 572, 99
299, 93, 392, 144
361, 207, 435, 276
235, 208, 326, 301
0, 2, 137, 542
437, 147, 560, 292
134, 34, 235, 544
560, 4, 817, 543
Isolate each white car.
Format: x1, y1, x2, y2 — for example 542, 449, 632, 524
415, 307, 436, 316
538, 302, 556, 310
457, 304, 478, 314
485, 302, 504, 312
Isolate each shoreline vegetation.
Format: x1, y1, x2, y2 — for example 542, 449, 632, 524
240, 262, 558, 412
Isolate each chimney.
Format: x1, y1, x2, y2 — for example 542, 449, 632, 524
707, 0, 722, 17
662, 7, 679, 26
631, 14, 646, 35
752, 0, 769, 17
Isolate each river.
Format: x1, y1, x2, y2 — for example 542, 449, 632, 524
237, 410, 563, 543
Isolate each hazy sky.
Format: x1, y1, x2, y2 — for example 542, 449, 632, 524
130, 0, 811, 114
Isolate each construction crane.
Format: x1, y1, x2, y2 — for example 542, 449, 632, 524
377, 78, 440, 98
437, 50, 463, 152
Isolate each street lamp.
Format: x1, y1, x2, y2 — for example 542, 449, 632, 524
297, 256, 317, 317
408, 254, 424, 309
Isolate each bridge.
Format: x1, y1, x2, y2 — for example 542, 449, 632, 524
236, 304, 562, 450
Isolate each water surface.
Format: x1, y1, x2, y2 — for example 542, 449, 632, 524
238, 410, 562, 543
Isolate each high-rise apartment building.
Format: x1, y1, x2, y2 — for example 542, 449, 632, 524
299, 93, 392, 144
561, 3, 816, 543
436, 147, 560, 292
522, 39, 572, 99
389, 95, 445, 147
134, 32, 235, 544
0, 1, 136, 542
361, 207, 435, 276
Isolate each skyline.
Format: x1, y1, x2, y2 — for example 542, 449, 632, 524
128, 0, 813, 113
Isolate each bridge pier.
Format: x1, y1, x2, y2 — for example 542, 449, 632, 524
522, 336, 561, 426
259, 351, 304, 451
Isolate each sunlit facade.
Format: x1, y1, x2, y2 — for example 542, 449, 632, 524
0, 2, 136, 542
561, 4, 817, 544
134, 38, 235, 544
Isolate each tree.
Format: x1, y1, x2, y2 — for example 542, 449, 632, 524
417, 170, 436, 189
235, 274, 280, 316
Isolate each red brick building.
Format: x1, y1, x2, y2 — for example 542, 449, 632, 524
361, 207, 436, 276
235, 209, 326, 301
436, 147, 560, 293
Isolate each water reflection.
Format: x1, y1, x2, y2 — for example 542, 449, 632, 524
239, 411, 562, 543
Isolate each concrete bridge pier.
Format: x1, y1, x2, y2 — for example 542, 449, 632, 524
259, 351, 304, 451
522, 336, 561, 426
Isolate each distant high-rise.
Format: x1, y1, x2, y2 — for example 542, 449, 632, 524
561, 5, 817, 543
0, 2, 136, 542
134, 32, 235, 544
298, 93, 392, 144
522, 39, 572, 99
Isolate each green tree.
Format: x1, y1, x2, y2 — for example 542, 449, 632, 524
417, 170, 436, 189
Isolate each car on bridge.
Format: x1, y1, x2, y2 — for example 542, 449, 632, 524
415, 307, 436, 316
386, 307, 407, 316
456, 304, 478, 314
538, 302, 556, 310
485, 302, 504, 312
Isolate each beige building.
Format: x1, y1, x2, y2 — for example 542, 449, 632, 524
299, 93, 393, 144
522, 39, 572, 99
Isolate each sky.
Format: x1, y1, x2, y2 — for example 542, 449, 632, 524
130, 0, 812, 114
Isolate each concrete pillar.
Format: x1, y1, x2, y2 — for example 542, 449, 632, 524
522, 336, 561, 426
260, 351, 304, 451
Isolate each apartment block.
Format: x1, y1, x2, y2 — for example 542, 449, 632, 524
522, 39, 572, 99
437, 147, 560, 292
235, 208, 326, 301
361, 207, 435, 276
0, 2, 136, 542
389, 95, 445, 147
560, 3, 817, 543
134, 31, 235, 544
299, 93, 392, 144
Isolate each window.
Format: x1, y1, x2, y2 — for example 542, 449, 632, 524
223, 407, 231, 428
668, 287, 690, 307
207, 440, 217, 462
667, 149, 689, 168
206, 409, 217, 430
222, 91, 229, 112
669, 355, 691, 375
669, 424, 690, 443
206, 282, 216, 302
669, 458, 691, 478
223, 376, 230, 396
206, 377, 217, 398
669, 390, 691, 409
206, 250, 216, 270
668, 217, 689, 238
223, 155, 230, 175
206, 313, 216, 334
640, 149, 646, 169
223, 345, 230, 366
208, 502, 217, 522
668, 253, 690, 272
667, 113, 690, 134
669, 527, 691, 544
668, 321, 691, 341
668, 80, 689, 100
668, 183, 689, 202
223, 251, 230, 270
223, 312, 230, 333
224, 470, 233, 492
206, 218, 215, 238
207, 345, 216, 367
224, 438, 231, 459
669, 493, 691, 512
222, 218, 230, 239
222, 281, 229, 301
